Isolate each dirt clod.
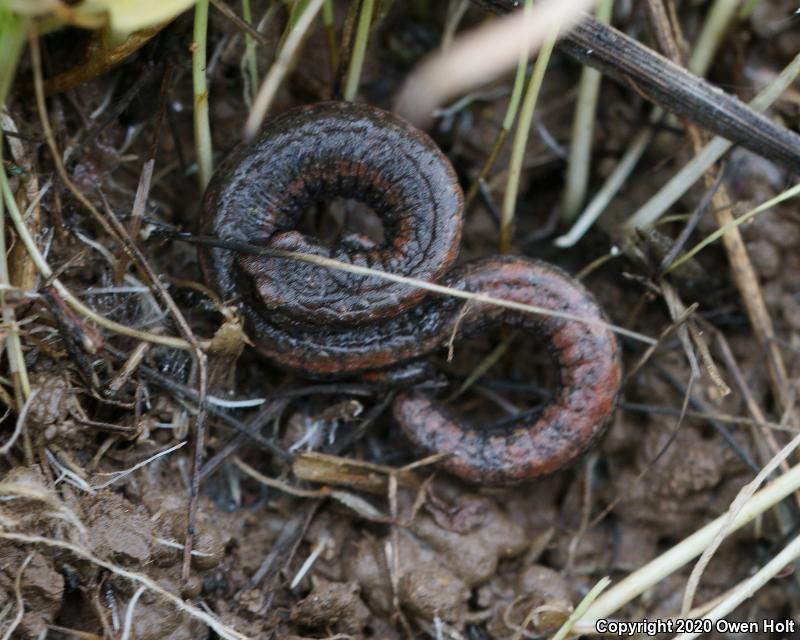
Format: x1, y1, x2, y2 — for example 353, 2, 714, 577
0, 547, 63, 638
84, 491, 153, 566
290, 578, 371, 633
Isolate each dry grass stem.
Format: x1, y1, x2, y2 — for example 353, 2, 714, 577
573, 461, 800, 628
625, 11, 798, 438
0, 478, 87, 537
680, 423, 800, 615
672, 531, 800, 640
244, 0, 325, 139
208, 242, 658, 345
119, 586, 147, 640
551, 576, 611, 640
193, 0, 213, 189
562, 0, 613, 220
92, 441, 187, 489
500, 6, 558, 253
0, 388, 38, 455
0, 532, 251, 640
0, 553, 32, 640
713, 332, 800, 495
625, 51, 800, 230
394, 0, 596, 127
234, 456, 329, 498
554, 122, 656, 247
1, 160, 199, 350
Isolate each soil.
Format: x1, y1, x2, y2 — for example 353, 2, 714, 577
1, 1, 799, 639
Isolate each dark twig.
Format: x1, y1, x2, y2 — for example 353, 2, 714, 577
656, 365, 760, 473
69, 64, 156, 162
90, 196, 209, 584
332, 0, 362, 99
658, 166, 726, 275
477, 1, 800, 172
644, 0, 684, 65
329, 391, 395, 454
103, 344, 291, 461
209, 0, 270, 46
713, 329, 799, 483
249, 502, 320, 589
587, 375, 696, 531
199, 398, 291, 480
114, 64, 174, 281
38, 34, 209, 583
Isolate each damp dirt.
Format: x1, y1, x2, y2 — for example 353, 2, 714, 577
0, 1, 799, 639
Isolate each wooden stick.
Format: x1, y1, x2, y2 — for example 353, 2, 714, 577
476, 0, 800, 172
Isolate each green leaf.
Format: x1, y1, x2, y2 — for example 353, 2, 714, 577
0, 5, 26, 108
75, 0, 197, 37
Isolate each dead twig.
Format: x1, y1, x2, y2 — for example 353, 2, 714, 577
209, 0, 269, 46
0, 532, 250, 640
166, 232, 657, 346
0, 553, 33, 640
30, 32, 211, 584
633, 2, 793, 416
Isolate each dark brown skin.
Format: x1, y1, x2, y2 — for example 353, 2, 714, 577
200, 102, 463, 324
200, 101, 622, 484
200, 102, 463, 374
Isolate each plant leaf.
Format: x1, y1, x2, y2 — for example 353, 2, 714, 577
75, 0, 197, 37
